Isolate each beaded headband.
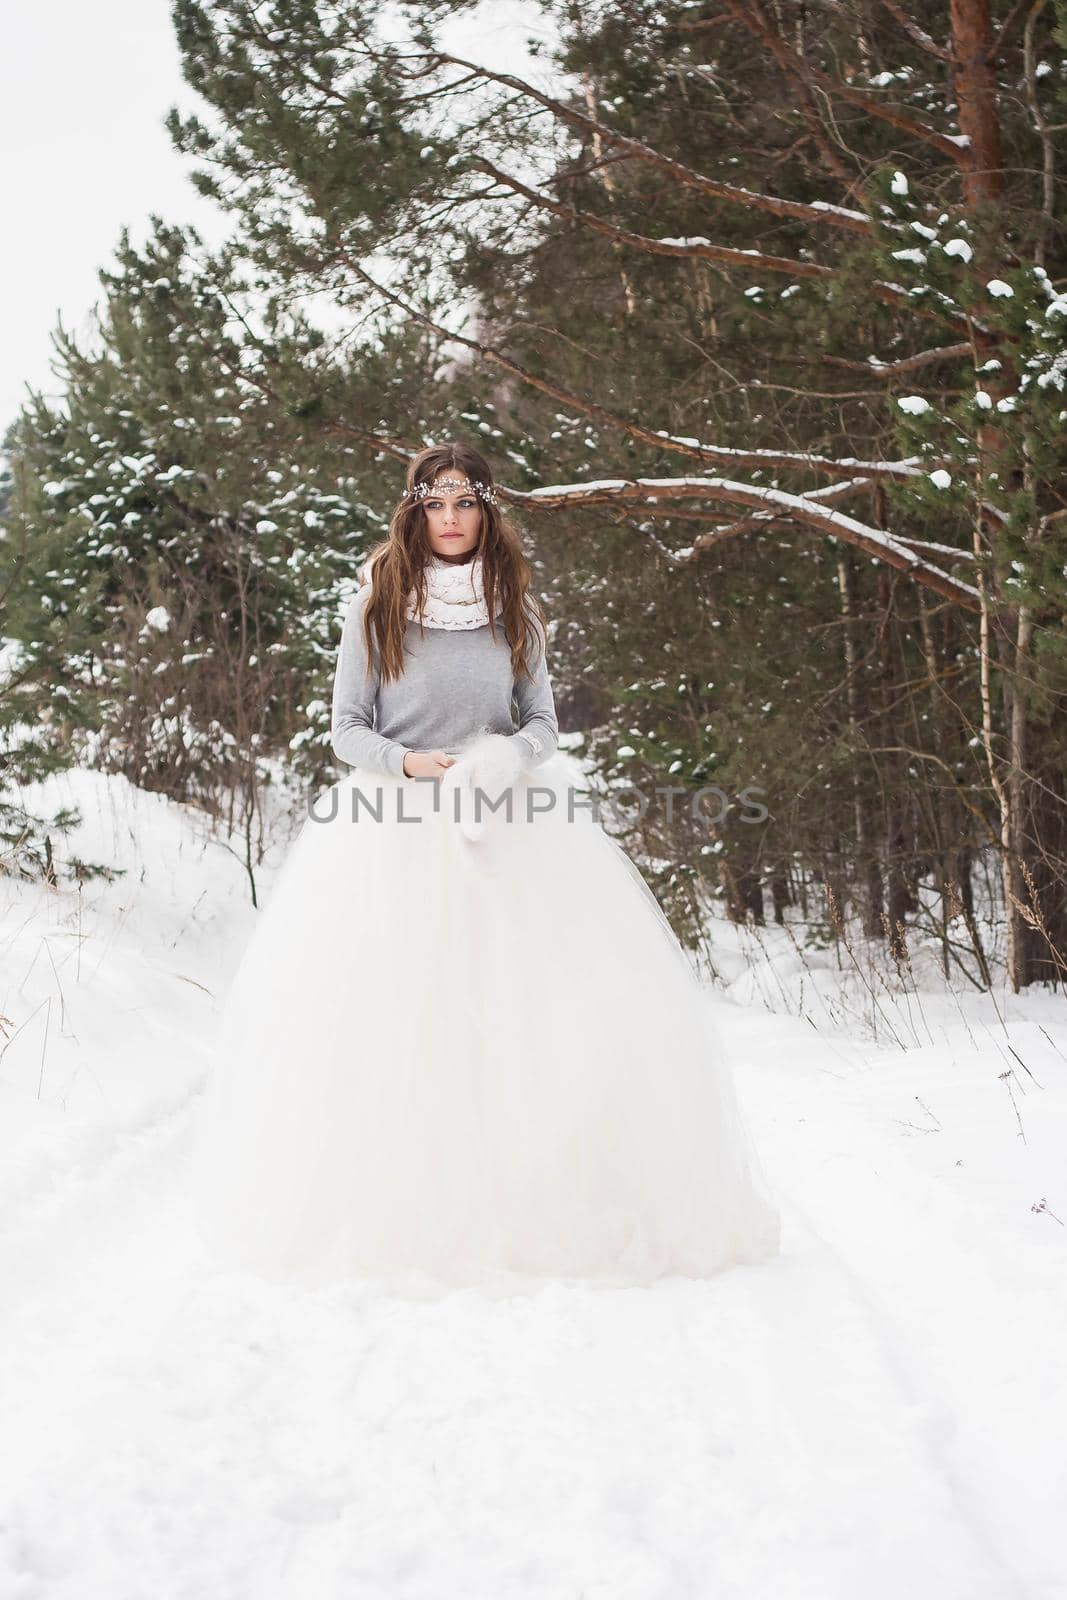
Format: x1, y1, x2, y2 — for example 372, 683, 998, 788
406, 474, 498, 507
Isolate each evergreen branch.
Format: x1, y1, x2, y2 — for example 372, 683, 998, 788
472, 164, 980, 332
474, 159, 836, 280
719, 0, 858, 185
724, 0, 971, 166
398, 50, 875, 236
324, 239, 957, 487
130, 251, 420, 471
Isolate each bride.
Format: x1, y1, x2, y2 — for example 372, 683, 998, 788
191, 441, 780, 1289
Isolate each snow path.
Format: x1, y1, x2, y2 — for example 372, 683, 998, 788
0, 1044, 1050, 1599
2, 770, 1064, 1598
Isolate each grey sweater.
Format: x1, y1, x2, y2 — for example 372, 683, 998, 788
330, 586, 560, 778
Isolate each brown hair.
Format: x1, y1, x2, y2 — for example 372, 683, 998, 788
360, 441, 547, 685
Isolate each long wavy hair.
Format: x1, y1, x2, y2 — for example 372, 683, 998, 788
360, 442, 547, 686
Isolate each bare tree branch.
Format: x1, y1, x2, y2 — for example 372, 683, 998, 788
822, 342, 973, 376
508, 475, 982, 609
879, 0, 953, 62
990, 0, 1033, 59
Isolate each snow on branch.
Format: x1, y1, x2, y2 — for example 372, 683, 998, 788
329, 246, 951, 486
634, 480, 975, 565
405, 51, 873, 236
822, 343, 973, 377
648, 436, 935, 483
723, 0, 970, 166
474, 160, 835, 282
504, 476, 983, 610
473, 159, 966, 327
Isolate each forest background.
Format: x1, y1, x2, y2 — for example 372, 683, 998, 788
2, 0, 1066, 993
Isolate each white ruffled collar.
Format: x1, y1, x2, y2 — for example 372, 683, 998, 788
407, 555, 503, 630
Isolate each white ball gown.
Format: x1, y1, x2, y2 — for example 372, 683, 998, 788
191, 750, 780, 1289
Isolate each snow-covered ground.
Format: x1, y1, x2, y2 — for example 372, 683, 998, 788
1, 768, 1064, 1600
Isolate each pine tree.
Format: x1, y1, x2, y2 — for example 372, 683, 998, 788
2, 222, 404, 890
163, 0, 1067, 985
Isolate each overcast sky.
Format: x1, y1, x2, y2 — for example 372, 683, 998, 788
1, 0, 222, 430
1, 0, 550, 436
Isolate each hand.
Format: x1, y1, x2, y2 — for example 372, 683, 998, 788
443, 734, 526, 843
464, 733, 525, 797
402, 749, 456, 779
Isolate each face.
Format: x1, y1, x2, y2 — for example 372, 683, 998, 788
421, 473, 483, 562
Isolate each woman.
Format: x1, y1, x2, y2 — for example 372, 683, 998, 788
191, 442, 780, 1289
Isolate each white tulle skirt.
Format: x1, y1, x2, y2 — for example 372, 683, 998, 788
191, 754, 780, 1290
